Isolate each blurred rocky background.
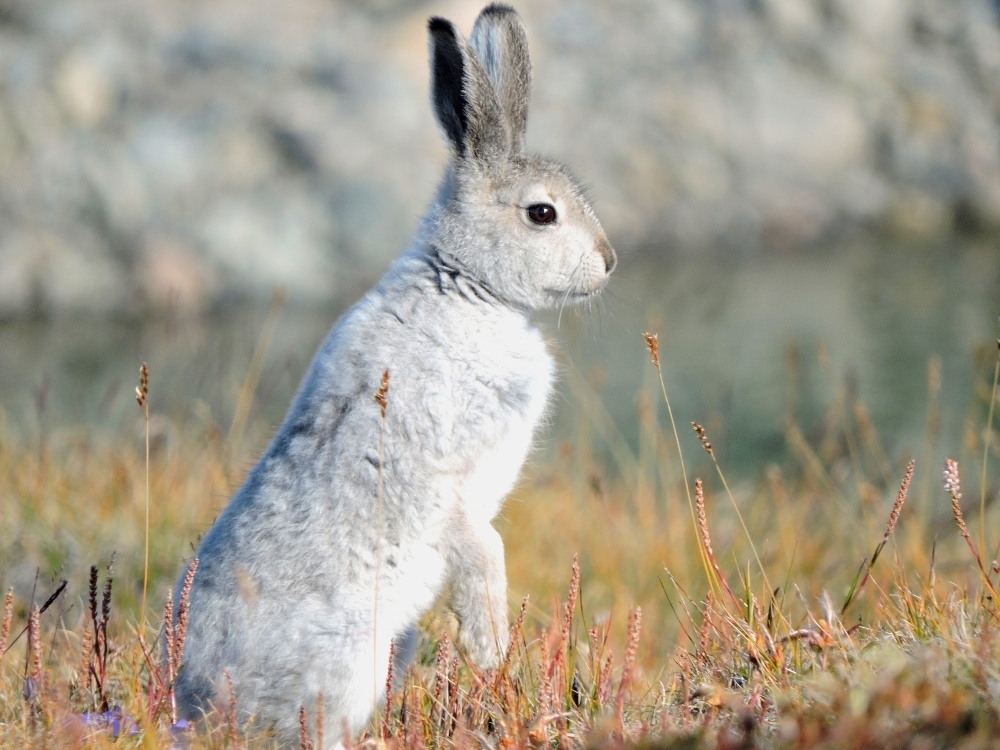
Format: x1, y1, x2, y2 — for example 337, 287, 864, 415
1, 0, 999, 317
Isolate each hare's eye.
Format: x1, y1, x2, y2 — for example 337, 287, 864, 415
526, 203, 557, 225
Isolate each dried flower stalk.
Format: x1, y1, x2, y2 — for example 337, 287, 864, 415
0, 587, 12, 658
135, 362, 149, 408
615, 606, 642, 731
136, 361, 151, 632
382, 639, 396, 739
643, 332, 659, 367
537, 628, 552, 719
692, 422, 713, 455
224, 669, 240, 748
842, 460, 914, 614
78, 627, 93, 687
433, 634, 450, 729
944, 459, 1000, 600
176, 557, 199, 659
299, 705, 313, 750
316, 692, 324, 750
374, 369, 390, 418
695, 479, 738, 607
882, 459, 914, 544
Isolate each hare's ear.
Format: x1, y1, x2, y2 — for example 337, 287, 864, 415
470, 4, 531, 154
428, 17, 508, 164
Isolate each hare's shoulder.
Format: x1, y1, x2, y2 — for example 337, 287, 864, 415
347, 263, 553, 391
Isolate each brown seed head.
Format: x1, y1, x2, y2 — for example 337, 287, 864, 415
882, 459, 914, 543
945, 458, 972, 541
537, 627, 553, 716
692, 422, 713, 455
695, 479, 714, 560
88, 565, 98, 623
163, 594, 176, 675
0, 587, 12, 656
315, 692, 324, 750
615, 605, 642, 722
382, 640, 396, 739
136, 362, 149, 410
943, 458, 962, 501
597, 654, 613, 707
100, 562, 113, 629
176, 557, 199, 661
223, 669, 239, 746
79, 626, 93, 686
623, 606, 642, 676
515, 596, 528, 632
299, 705, 312, 750
432, 633, 450, 717
447, 654, 459, 728
504, 596, 529, 671
643, 333, 660, 368
694, 478, 739, 607
29, 604, 42, 689
374, 369, 390, 419
943, 459, 996, 596
560, 554, 580, 655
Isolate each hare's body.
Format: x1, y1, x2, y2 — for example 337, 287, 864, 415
177, 248, 552, 739
175, 4, 615, 747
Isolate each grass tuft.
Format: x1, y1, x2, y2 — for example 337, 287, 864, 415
0, 332, 998, 747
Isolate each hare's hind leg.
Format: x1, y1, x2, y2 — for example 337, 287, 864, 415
324, 625, 396, 746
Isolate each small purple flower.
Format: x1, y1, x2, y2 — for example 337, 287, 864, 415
78, 707, 138, 738
170, 718, 193, 749
22, 676, 38, 703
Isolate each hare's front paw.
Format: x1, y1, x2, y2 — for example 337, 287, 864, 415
448, 518, 511, 669
457, 607, 510, 669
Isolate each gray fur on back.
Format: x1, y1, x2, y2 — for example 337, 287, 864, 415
173, 4, 615, 746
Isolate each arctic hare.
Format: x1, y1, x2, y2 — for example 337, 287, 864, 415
174, 3, 616, 745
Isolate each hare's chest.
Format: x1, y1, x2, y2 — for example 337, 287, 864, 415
459, 331, 553, 524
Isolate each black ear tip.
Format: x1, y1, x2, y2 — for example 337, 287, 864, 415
480, 3, 518, 17
428, 17, 455, 35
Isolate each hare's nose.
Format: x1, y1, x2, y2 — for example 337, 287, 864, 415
598, 239, 617, 275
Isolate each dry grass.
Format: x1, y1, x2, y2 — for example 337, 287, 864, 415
0, 334, 998, 748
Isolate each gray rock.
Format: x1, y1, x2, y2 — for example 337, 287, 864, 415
0, 0, 998, 315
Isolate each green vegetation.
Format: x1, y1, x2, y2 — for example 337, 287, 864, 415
0, 331, 998, 748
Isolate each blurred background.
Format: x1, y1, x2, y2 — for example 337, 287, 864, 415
1, 0, 999, 477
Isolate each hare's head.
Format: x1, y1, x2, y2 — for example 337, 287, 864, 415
426, 4, 616, 311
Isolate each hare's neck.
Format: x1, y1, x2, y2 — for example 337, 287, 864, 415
421, 244, 525, 312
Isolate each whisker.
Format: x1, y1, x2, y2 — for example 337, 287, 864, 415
556, 257, 588, 328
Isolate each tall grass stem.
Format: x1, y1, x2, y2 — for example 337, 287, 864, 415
643, 334, 716, 600
373, 369, 390, 735
135, 363, 150, 635
228, 287, 287, 457
693, 422, 779, 625
979, 331, 999, 557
